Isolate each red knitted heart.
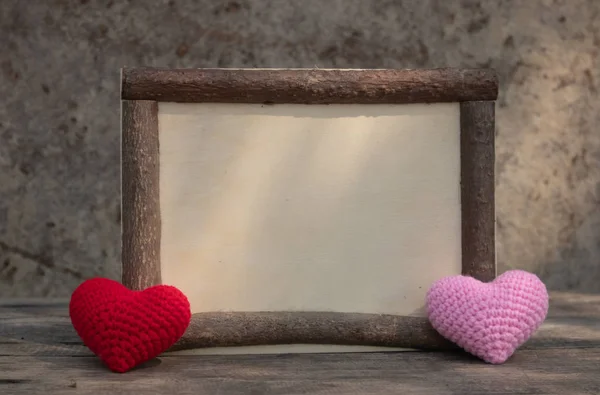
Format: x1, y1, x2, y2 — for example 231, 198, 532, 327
69, 278, 191, 373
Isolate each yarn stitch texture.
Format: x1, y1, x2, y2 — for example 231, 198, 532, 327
426, 270, 549, 364
69, 278, 191, 373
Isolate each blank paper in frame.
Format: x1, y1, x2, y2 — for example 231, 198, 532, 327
158, 102, 462, 322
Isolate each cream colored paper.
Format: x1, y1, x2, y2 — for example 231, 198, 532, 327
158, 102, 462, 353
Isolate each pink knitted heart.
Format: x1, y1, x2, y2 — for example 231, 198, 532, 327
426, 270, 549, 364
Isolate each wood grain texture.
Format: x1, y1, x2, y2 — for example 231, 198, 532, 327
121, 67, 499, 104
2, 350, 600, 395
172, 312, 456, 351
460, 101, 496, 282
121, 100, 161, 290
1, 293, 600, 394
2, 293, 599, 353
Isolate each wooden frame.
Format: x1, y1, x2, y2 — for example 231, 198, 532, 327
121, 67, 497, 352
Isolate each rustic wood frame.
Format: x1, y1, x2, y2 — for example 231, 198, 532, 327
121, 67, 497, 352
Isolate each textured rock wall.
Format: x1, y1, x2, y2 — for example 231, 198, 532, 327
1, 0, 599, 296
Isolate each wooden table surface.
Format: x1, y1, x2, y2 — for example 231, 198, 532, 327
1, 292, 600, 395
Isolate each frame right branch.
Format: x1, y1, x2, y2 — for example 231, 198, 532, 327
460, 100, 496, 282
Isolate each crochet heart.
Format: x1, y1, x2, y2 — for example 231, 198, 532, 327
426, 270, 549, 364
69, 278, 191, 373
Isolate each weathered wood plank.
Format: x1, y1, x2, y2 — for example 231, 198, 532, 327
1, 349, 599, 395
1, 293, 600, 394
1, 293, 600, 356
2, 316, 598, 357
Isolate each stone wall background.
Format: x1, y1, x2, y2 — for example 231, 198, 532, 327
1, 0, 599, 297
